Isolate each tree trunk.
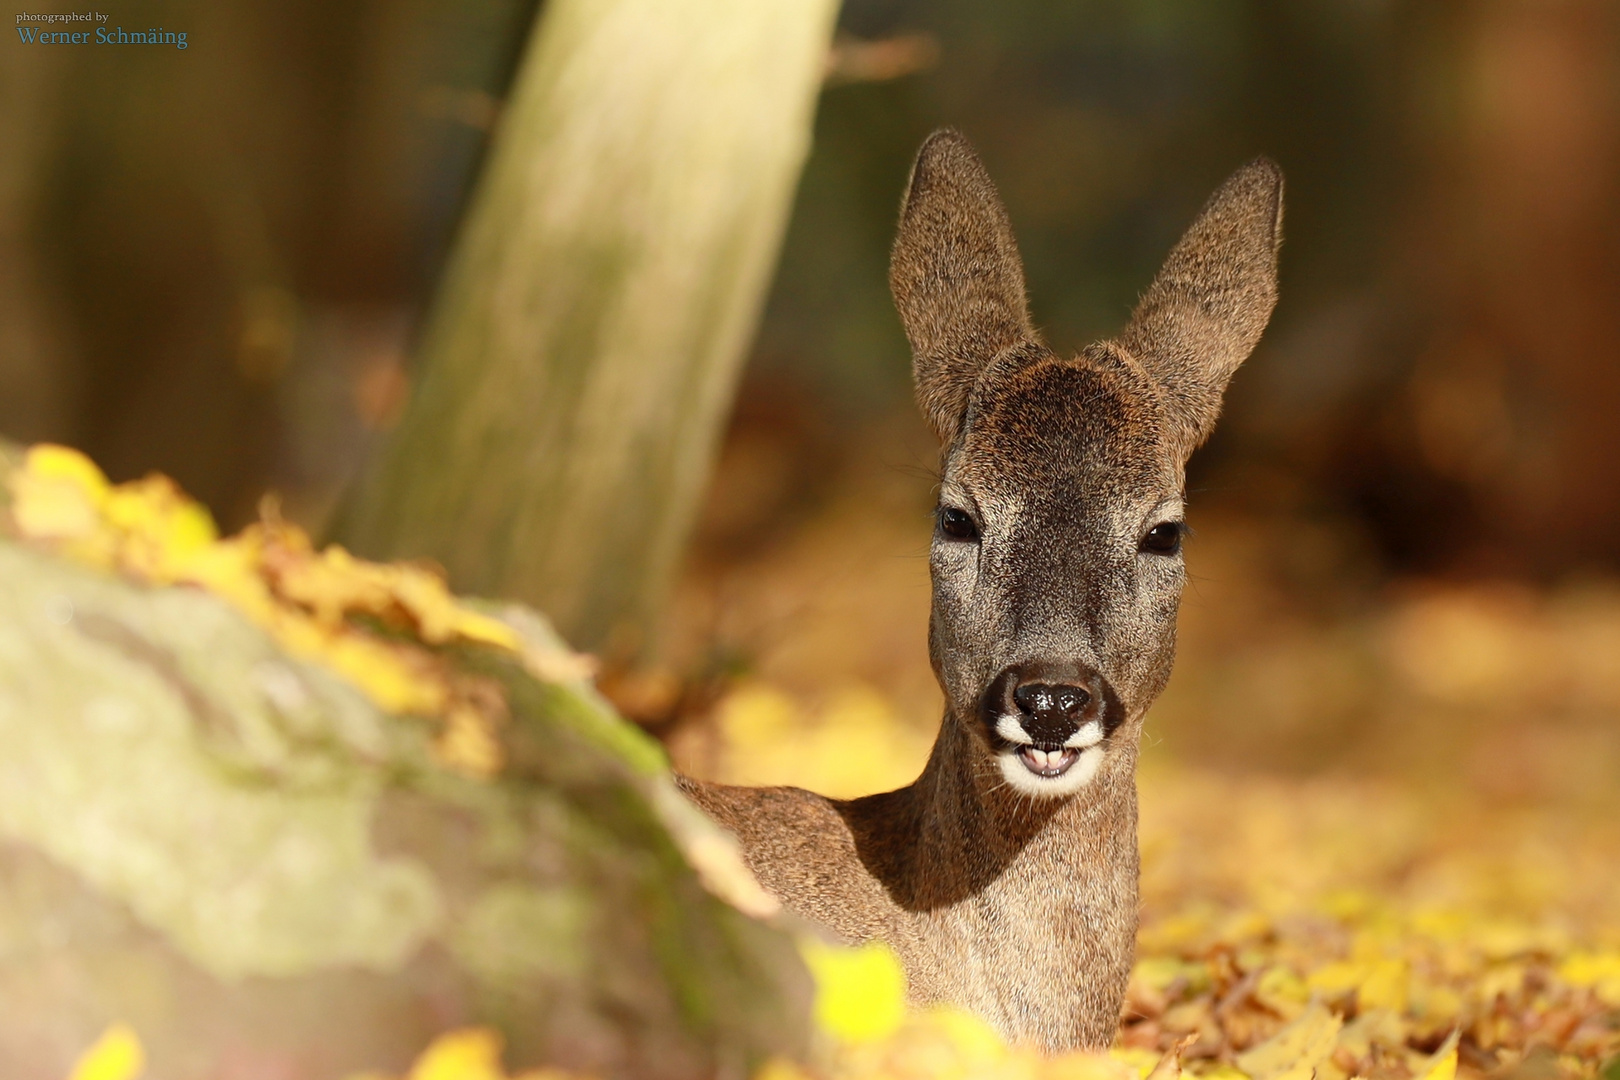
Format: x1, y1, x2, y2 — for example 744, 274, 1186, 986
0, 43, 73, 443
331, 0, 841, 651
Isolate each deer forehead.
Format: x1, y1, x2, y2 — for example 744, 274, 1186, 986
947, 354, 1183, 520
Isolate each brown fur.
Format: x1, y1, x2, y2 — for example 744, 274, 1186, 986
680, 130, 1283, 1051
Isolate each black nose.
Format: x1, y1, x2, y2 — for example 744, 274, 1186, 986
1013, 681, 1091, 741
1013, 682, 1090, 719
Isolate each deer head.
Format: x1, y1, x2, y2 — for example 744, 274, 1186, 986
891, 130, 1282, 799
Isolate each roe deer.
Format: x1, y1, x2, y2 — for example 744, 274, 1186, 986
679, 130, 1282, 1052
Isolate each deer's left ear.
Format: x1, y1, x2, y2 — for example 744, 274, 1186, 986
1118, 158, 1283, 458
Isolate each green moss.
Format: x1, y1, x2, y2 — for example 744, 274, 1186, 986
450, 882, 589, 984
0, 541, 443, 979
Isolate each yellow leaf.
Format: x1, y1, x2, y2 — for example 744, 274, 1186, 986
1306, 961, 1366, 997
1410, 1029, 1459, 1080
1411, 983, 1463, 1034
1133, 955, 1208, 995
23, 443, 110, 493
318, 629, 450, 716
102, 474, 218, 580
1559, 951, 1620, 1005
1113, 1046, 1167, 1079
924, 1006, 1006, 1061
388, 564, 518, 650
1235, 1000, 1342, 1080
1143, 1033, 1199, 1080
1161, 999, 1217, 1045
1050, 1051, 1141, 1080
1256, 966, 1311, 1018
12, 444, 109, 542
267, 540, 520, 654
177, 534, 279, 623
67, 1023, 145, 1080
408, 1028, 507, 1080
1358, 959, 1409, 1014
1195, 1067, 1253, 1080
751, 1058, 814, 1080
799, 937, 908, 1043
436, 705, 505, 778
1136, 909, 1218, 954
272, 542, 395, 627
444, 607, 523, 650
1335, 1008, 1410, 1061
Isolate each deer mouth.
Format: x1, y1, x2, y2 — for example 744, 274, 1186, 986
985, 703, 1113, 796
1017, 744, 1079, 777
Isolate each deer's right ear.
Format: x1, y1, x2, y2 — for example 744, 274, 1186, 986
890, 130, 1035, 445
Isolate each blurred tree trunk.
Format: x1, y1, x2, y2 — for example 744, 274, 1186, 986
331, 0, 842, 652
1338, 0, 1620, 576
0, 44, 73, 442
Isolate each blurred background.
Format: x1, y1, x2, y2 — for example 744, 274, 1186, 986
4, 0, 1619, 796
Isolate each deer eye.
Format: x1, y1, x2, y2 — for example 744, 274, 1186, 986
937, 506, 980, 542
1140, 521, 1184, 556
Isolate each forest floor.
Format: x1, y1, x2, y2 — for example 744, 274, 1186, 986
23, 435, 1620, 1080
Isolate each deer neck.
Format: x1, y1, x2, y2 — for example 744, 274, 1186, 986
844, 712, 1139, 914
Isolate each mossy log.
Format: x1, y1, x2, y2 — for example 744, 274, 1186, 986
0, 528, 808, 1077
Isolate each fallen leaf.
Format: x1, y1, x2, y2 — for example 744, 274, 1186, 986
407, 1028, 506, 1080
1411, 1029, 1460, 1080
800, 938, 908, 1044
67, 1023, 145, 1080
1145, 1034, 1200, 1080
1236, 1001, 1343, 1080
